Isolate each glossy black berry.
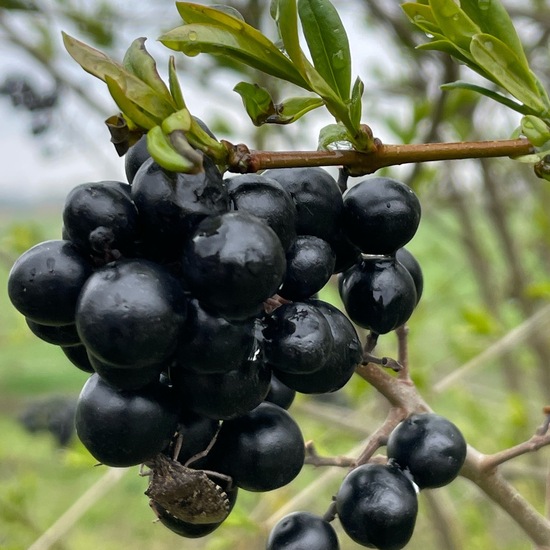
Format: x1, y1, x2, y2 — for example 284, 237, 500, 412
278, 236, 335, 301
274, 300, 361, 394
262, 167, 343, 243
336, 463, 418, 550
267, 511, 340, 550
226, 173, 297, 251
131, 156, 229, 262
76, 259, 187, 368
339, 256, 417, 334
62, 180, 138, 258
61, 344, 94, 373
342, 177, 421, 255
182, 212, 286, 321
75, 373, 179, 467
8, 240, 92, 326
386, 413, 467, 489
207, 402, 305, 492
173, 408, 220, 465
262, 302, 334, 375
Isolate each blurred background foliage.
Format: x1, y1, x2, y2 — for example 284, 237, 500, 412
1, 0, 550, 549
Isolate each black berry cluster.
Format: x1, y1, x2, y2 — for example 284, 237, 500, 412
7, 130, 432, 547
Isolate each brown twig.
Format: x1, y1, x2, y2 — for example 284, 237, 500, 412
304, 441, 355, 468
226, 139, 534, 176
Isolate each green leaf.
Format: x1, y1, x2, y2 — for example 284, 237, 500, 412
429, 0, 480, 52
123, 38, 172, 105
270, 96, 324, 124
460, 0, 529, 68
159, 23, 310, 90
233, 82, 276, 126
0, 0, 37, 10
349, 76, 364, 128
401, 3, 440, 35
105, 76, 160, 130
441, 81, 537, 115
63, 32, 175, 121
318, 123, 353, 150
470, 34, 547, 113
271, 0, 308, 77
168, 56, 186, 111
297, 0, 351, 101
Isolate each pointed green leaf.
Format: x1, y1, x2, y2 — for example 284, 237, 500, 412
297, 0, 351, 101
63, 32, 175, 120
402, 3, 440, 35
429, 0, 480, 51
349, 76, 364, 128
161, 109, 193, 135
168, 56, 186, 111
441, 80, 537, 115
318, 123, 353, 150
270, 96, 324, 124
105, 76, 160, 130
470, 34, 546, 113
234, 82, 276, 126
175, 2, 244, 26
123, 37, 173, 105
159, 24, 310, 90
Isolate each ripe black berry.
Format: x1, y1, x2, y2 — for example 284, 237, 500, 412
395, 247, 423, 304
8, 240, 92, 326
182, 212, 286, 321
342, 177, 421, 255
339, 256, 417, 334
336, 463, 418, 550
76, 259, 187, 368
75, 373, 179, 467
386, 413, 467, 489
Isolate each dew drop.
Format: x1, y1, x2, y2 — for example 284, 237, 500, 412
188, 31, 198, 42
478, 0, 491, 10
332, 50, 345, 69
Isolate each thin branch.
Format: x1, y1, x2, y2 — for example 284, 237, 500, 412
433, 303, 550, 392
226, 139, 534, 175
304, 441, 355, 468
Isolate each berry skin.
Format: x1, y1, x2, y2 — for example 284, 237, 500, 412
265, 373, 296, 410
25, 319, 81, 347
62, 180, 138, 258
76, 259, 187, 368
131, 156, 229, 262
339, 256, 417, 334
206, 402, 305, 492
278, 235, 336, 301
124, 135, 150, 185
386, 413, 467, 489
225, 173, 297, 251
262, 167, 343, 243
8, 240, 92, 326
342, 177, 421, 255
336, 463, 418, 550
75, 373, 179, 467
274, 299, 362, 394
267, 511, 340, 550
395, 247, 423, 304
182, 212, 286, 321
262, 301, 334, 375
